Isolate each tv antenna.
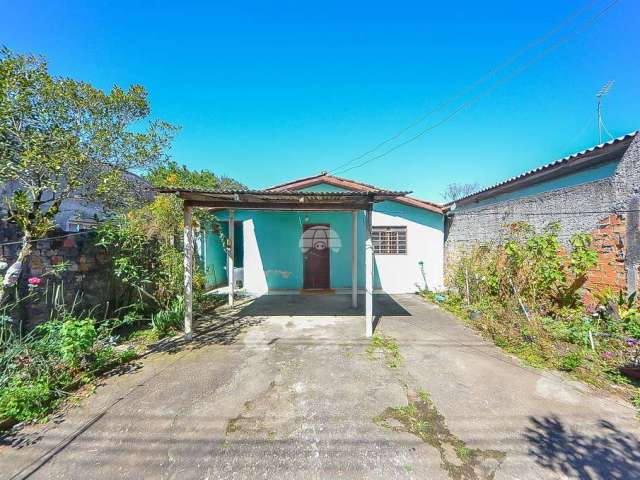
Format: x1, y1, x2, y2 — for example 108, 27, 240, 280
596, 80, 614, 144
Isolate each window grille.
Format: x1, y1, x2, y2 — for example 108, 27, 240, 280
372, 226, 407, 255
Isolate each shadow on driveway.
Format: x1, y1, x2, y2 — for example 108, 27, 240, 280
138, 293, 410, 355
235, 293, 411, 317
526, 415, 640, 479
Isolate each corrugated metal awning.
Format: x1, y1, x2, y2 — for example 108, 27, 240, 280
158, 188, 411, 210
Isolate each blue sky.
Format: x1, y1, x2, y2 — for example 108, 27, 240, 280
3, 0, 639, 201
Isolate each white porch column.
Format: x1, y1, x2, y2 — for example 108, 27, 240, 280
352, 210, 358, 308
365, 207, 373, 337
228, 209, 235, 306
183, 205, 193, 340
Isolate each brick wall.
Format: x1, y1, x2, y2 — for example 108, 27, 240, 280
585, 214, 627, 294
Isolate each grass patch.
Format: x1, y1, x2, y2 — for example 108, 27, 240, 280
557, 351, 584, 372
455, 444, 472, 462
126, 327, 160, 342
118, 347, 139, 363
418, 387, 432, 404
366, 333, 403, 368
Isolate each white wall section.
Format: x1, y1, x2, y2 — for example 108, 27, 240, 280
372, 209, 444, 294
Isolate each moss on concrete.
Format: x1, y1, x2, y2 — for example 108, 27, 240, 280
374, 389, 505, 480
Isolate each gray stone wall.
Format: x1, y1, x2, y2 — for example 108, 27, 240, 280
0, 222, 115, 328
445, 135, 640, 291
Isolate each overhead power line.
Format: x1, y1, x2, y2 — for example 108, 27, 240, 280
450, 233, 608, 241
330, 0, 621, 176
597, 80, 615, 143
450, 207, 638, 217
328, 0, 600, 175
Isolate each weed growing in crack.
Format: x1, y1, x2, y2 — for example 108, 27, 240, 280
374, 389, 505, 480
417, 387, 431, 404
366, 333, 403, 368
226, 417, 240, 434
455, 444, 472, 462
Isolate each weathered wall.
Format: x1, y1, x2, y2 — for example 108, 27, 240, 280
206, 196, 445, 294
0, 222, 113, 328
445, 134, 640, 294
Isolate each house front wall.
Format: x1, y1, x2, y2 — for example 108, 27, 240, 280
204, 185, 444, 294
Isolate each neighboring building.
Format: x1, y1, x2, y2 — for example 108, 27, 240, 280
0, 180, 100, 232
0, 171, 152, 232
445, 131, 640, 294
203, 174, 445, 294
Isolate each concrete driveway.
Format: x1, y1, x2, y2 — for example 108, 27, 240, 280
2, 294, 640, 479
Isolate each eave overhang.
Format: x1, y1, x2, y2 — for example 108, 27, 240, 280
158, 188, 411, 211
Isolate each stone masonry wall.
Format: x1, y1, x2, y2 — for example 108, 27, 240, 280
445, 134, 640, 295
0, 221, 113, 328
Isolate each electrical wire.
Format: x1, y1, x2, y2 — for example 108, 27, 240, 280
601, 118, 615, 141
566, 115, 597, 149
449, 207, 637, 217
331, 0, 622, 176
327, 0, 600, 175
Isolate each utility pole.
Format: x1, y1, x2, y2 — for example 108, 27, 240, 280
596, 80, 614, 144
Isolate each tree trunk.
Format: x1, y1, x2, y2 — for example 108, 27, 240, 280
0, 234, 33, 307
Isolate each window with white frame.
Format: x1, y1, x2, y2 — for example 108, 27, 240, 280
372, 226, 407, 255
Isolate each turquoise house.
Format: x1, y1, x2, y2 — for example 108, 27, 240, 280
201, 173, 445, 295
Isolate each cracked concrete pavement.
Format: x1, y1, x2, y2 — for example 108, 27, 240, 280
2, 294, 640, 479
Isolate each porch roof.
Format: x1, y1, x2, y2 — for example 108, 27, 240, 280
159, 188, 410, 211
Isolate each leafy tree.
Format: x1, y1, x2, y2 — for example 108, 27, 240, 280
145, 161, 243, 191
140, 161, 245, 241
0, 48, 176, 304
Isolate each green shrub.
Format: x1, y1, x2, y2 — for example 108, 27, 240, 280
151, 297, 184, 337
118, 348, 138, 363
626, 317, 640, 340
96, 219, 200, 313
0, 376, 54, 421
558, 352, 584, 372
91, 344, 116, 372
60, 318, 97, 367
0, 313, 132, 425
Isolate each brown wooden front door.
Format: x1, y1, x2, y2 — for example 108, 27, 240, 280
302, 224, 330, 289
